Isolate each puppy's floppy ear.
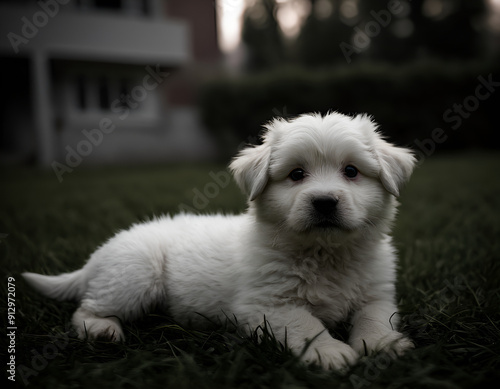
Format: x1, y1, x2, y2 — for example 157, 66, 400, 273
358, 114, 416, 197
375, 140, 416, 197
229, 142, 271, 201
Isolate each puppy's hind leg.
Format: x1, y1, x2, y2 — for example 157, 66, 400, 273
71, 261, 168, 341
71, 276, 166, 342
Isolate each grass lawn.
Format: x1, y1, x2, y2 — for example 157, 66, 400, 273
1, 151, 499, 388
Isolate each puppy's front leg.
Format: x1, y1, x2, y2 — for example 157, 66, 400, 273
348, 299, 413, 358
250, 305, 358, 370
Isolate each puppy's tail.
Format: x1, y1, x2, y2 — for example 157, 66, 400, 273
22, 269, 86, 301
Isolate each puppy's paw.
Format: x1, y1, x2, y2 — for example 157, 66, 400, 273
351, 331, 413, 358
379, 332, 414, 358
301, 340, 359, 371
73, 313, 125, 342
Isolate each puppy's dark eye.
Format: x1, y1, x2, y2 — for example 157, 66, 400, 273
344, 165, 358, 178
288, 168, 306, 181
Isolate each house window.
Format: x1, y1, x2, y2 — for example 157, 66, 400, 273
94, 0, 122, 10
116, 78, 132, 110
72, 72, 150, 114
73, 74, 145, 113
142, 0, 149, 15
75, 0, 150, 16
76, 75, 87, 110
98, 77, 109, 110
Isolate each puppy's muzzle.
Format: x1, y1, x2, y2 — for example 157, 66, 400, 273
312, 196, 338, 216
311, 196, 342, 228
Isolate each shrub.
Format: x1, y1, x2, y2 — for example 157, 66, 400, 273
200, 60, 500, 158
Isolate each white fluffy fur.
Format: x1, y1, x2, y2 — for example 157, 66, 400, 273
23, 112, 416, 370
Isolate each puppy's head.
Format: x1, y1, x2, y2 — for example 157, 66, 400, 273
230, 112, 415, 238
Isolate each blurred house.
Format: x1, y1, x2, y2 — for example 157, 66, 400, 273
0, 0, 220, 167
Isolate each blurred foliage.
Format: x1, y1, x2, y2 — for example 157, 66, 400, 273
242, 0, 287, 70
295, 1, 353, 67
200, 60, 500, 158
241, 0, 490, 69
355, 0, 488, 62
205, 0, 496, 157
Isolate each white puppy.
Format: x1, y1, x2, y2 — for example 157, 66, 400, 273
23, 112, 415, 370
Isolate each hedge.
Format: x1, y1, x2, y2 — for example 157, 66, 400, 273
199, 60, 500, 159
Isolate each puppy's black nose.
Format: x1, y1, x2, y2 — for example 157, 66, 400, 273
312, 196, 338, 216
